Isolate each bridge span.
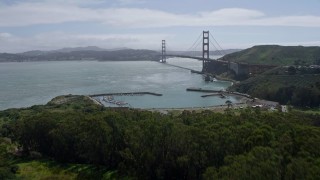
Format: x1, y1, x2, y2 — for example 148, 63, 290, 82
165, 54, 228, 64
160, 31, 231, 74
161, 31, 277, 76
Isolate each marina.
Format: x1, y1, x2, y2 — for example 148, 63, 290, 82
90, 92, 164, 107
90, 92, 163, 97
102, 96, 128, 106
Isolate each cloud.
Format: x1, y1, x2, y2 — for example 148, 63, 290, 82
0, 2, 320, 28
0, 0, 106, 6
0, 3, 99, 26
0, 32, 13, 38
117, 0, 146, 5
1, 2, 320, 52
101, 8, 194, 27
1, 30, 319, 53
0, 32, 172, 53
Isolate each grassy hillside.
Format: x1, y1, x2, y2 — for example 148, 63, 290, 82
220, 45, 320, 65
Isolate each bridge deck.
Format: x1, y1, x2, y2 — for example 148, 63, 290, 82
165, 54, 228, 64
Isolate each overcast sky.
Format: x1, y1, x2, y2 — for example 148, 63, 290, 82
0, 0, 320, 53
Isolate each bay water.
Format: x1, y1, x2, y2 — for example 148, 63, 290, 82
0, 58, 237, 110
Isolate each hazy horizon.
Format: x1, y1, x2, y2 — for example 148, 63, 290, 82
1, 0, 320, 53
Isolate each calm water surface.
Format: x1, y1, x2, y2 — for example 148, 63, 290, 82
0, 58, 238, 110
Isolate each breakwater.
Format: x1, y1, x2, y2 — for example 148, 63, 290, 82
90, 92, 163, 97
186, 88, 252, 98
186, 88, 222, 93
201, 93, 222, 97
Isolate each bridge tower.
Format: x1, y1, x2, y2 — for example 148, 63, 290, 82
202, 31, 209, 72
161, 40, 166, 63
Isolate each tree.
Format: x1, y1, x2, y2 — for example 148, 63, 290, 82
2, 97, 320, 179
216, 147, 281, 180
288, 66, 296, 75
0, 138, 16, 179
225, 100, 233, 108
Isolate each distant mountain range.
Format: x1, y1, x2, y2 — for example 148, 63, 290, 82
3, 45, 320, 65
0, 46, 243, 62
0, 46, 160, 62
19, 46, 129, 56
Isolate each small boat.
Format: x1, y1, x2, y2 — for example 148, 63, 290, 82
116, 101, 128, 106
107, 96, 114, 101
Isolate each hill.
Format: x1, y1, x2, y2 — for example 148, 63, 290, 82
0, 48, 160, 62
0, 47, 242, 63
229, 66, 320, 107
220, 45, 320, 66
18, 46, 110, 56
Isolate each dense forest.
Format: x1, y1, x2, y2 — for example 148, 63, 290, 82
1, 95, 320, 179
229, 66, 320, 107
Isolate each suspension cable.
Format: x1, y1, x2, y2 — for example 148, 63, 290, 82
209, 38, 224, 56
192, 38, 202, 57
210, 32, 227, 55
186, 32, 203, 52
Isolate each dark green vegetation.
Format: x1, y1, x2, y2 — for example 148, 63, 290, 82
230, 66, 320, 107
221, 45, 320, 65
223, 45, 320, 108
1, 95, 320, 179
0, 48, 160, 62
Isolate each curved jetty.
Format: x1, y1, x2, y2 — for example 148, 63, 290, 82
90, 92, 163, 97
